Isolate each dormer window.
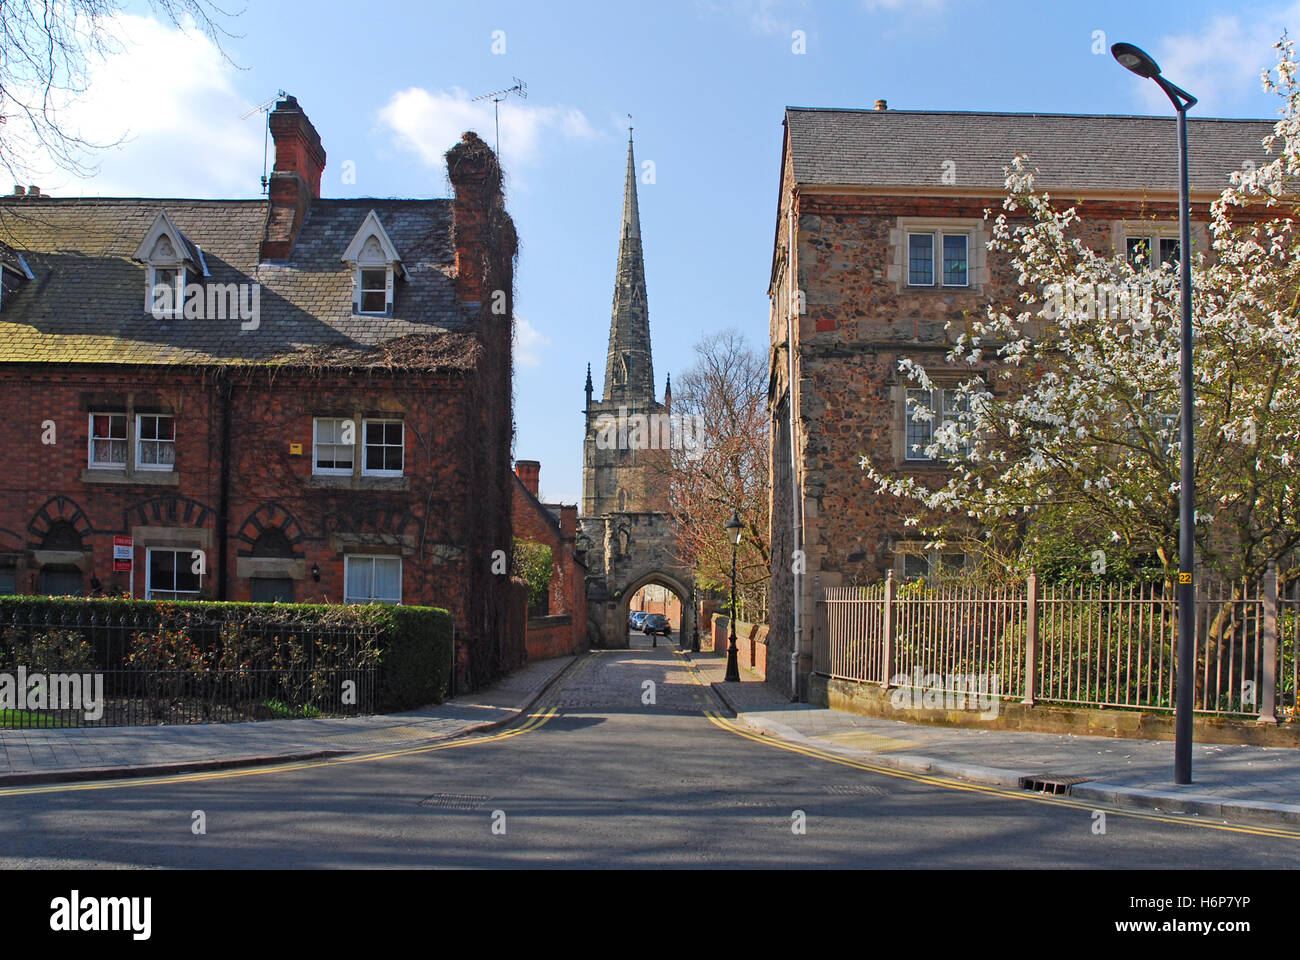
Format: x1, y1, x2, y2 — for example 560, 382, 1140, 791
0, 244, 33, 313
360, 268, 389, 314
149, 263, 185, 319
133, 210, 207, 319
341, 210, 405, 317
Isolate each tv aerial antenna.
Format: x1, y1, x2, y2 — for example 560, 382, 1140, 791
241, 90, 288, 194
472, 78, 527, 157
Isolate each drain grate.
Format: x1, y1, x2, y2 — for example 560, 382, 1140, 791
419, 793, 490, 810
823, 784, 889, 799
1018, 774, 1092, 795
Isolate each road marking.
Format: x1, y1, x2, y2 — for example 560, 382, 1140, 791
701, 710, 1300, 840
0, 707, 558, 799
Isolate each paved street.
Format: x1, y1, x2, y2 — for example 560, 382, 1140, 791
1, 635, 1298, 868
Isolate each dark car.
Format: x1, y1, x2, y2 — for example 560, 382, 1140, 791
642, 614, 671, 637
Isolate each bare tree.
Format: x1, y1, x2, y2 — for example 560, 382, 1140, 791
665, 329, 770, 621
0, 0, 242, 183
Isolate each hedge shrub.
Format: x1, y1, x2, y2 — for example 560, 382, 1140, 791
0, 596, 454, 713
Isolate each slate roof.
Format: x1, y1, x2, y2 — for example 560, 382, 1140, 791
0, 197, 471, 366
785, 108, 1278, 195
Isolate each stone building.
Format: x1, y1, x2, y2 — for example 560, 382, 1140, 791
577, 133, 695, 648
0, 95, 522, 691
766, 104, 1274, 697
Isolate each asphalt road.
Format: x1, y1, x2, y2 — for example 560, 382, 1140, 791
1, 637, 1297, 868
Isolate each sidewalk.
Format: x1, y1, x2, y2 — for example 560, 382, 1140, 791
687, 649, 1300, 828
0, 655, 574, 786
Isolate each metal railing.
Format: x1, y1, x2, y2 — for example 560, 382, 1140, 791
815, 562, 1293, 719
0, 605, 380, 728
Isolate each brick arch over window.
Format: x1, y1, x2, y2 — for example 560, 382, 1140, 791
233, 503, 308, 557
124, 494, 215, 530
40, 520, 84, 552
0, 528, 25, 554
26, 495, 93, 549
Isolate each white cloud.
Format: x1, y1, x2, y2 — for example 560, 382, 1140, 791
1139, 4, 1300, 114
695, 0, 808, 37
515, 316, 550, 368
378, 87, 598, 171
14, 13, 261, 197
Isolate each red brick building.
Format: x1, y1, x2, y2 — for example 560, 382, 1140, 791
511, 460, 587, 659
0, 96, 521, 691
767, 105, 1274, 697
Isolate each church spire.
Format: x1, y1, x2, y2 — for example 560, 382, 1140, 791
602, 128, 655, 403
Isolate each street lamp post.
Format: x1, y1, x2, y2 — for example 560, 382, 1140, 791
1112, 41, 1198, 785
725, 510, 742, 682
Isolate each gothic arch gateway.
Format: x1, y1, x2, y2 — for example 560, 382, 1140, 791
576, 131, 695, 650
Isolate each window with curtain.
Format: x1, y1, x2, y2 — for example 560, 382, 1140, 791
344, 555, 401, 604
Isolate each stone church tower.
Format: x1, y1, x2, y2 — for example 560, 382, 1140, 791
577, 131, 694, 649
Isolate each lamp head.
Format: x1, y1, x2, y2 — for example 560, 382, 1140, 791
1111, 42, 1161, 79
725, 510, 742, 546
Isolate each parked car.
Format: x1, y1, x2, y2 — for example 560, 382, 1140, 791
629, 611, 650, 631
642, 614, 671, 637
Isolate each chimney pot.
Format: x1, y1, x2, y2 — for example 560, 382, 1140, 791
874, 99, 887, 111
13, 186, 24, 196
26, 186, 39, 196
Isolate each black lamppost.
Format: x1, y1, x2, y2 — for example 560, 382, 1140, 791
1112, 41, 1198, 785
725, 510, 742, 682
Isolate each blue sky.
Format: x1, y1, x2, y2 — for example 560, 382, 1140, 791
27, 0, 1297, 503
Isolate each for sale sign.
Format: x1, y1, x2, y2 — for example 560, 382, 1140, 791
113, 535, 133, 572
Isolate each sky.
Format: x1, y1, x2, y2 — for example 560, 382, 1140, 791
15, 0, 1300, 503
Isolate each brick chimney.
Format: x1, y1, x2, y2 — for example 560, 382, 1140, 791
446, 131, 516, 306
558, 504, 577, 542
514, 459, 540, 496
261, 95, 326, 261
874, 99, 887, 111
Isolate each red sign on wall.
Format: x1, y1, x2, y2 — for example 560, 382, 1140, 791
113, 535, 133, 572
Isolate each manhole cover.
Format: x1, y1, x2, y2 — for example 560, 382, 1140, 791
1018, 774, 1092, 795
823, 784, 889, 799
419, 793, 490, 810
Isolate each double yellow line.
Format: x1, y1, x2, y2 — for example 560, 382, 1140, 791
701, 708, 1300, 840
0, 707, 558, 799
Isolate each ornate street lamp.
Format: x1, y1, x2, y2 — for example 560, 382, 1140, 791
1112, 41, 1198, 785
725, 510, 743, 682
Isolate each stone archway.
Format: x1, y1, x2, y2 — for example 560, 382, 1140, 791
616, 569, 696, 650
579, 511, 696, 650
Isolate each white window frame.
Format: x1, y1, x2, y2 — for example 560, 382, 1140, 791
906, 231, 970, 288
87, 412, 128, 469
147, 265, 186, 318
1125, 234, 1180, 269
313, 417, 355, 476
344, 554, 402, 605
361, 418, 404, 477
355, 266, 393, 316
145, 546, 203, 601
135, 413, 176, 472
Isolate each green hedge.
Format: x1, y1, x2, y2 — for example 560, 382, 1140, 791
0, 596, 454, 713
376, 605, 454, 711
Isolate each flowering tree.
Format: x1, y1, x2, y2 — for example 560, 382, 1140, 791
664, 329, 770, 620
860, 37, 1300, 588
